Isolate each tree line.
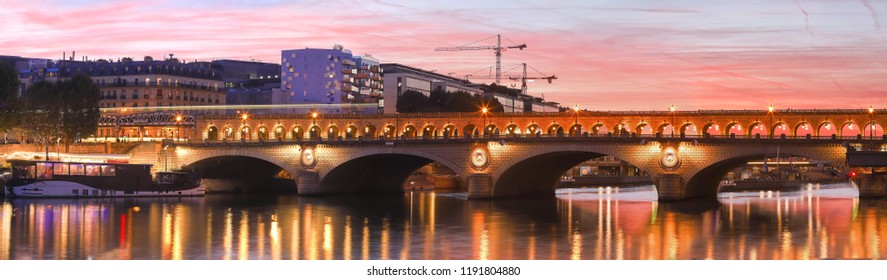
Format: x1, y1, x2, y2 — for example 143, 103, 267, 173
395, 89, 505, 113
0, 62, 101, 151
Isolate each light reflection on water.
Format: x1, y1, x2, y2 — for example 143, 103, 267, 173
0, 182, 884, 260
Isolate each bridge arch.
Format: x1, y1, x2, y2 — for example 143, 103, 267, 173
748, 122, 767, 137
442, 124, 456, 138
309, 125, 320, 139
547, 124, 563, 135
680, 123, 698, 136
795, 122, 813, 137
613, 123, 629, 136
484, 124, 498, 136
840, 121, 860, 137
657, 123, 673, 136
702, 122, 720, 137
490, 143, 658, 197
526, 124, 541, 135
635, 123, 653, 136
863, 122, 884, 138
363, 125, 376, 138
273, 125, 286, 140
505, 124, 520, 136
772, 122, 789, 137
818, 122, 836, 137
682, 145, 846, 200
222, 126, 235, 140
383, 124, 396, 138
257, 125, 269, 140
591, 123, 608, 135
403, 125, 417, 139
239, 125, 251, 141
422, 125, 436, 139
318, 148, 466, 194
327, 125, 340, 139
724, 122, 743, 137
464, 124, 478, 137
292, 125, 304, 140
344, 125, 358, 139
569, 123, 582, 136
207, 126, 219, 141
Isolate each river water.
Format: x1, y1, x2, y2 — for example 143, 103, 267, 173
1, 183, 884, 260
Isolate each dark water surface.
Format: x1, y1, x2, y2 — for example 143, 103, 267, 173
1, 183, 884, 260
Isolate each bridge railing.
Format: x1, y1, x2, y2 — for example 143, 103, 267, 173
185, 131, 887, 146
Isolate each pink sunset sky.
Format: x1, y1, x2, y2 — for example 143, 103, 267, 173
1, 0, 886, 111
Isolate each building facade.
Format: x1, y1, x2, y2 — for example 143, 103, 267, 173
280, 47, 382, 114
380, 63, 483, 114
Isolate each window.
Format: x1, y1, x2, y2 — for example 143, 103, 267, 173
100, 165, 116, 176
70, 164, 85, 175
36, 162, 52, 179
85, 164, 100, 176
72, 189, 78, 195
53, 163, 68, 175
81, 189, 88, 196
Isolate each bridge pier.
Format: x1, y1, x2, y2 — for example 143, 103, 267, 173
467, 174, 494, 199
853, 168, 887, 197
653, 174, 689, 201
296, 171, 323, 195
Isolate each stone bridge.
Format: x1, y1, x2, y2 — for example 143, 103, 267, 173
151, 109, 887, 201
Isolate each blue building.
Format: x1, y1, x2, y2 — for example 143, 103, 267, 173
280, 46, 382, 114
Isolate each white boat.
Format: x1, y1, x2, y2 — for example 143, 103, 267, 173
3, 159, 204, 198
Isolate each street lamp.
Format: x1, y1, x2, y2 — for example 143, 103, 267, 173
481, 107, 488, 136
241, 113, 248, 141
767, 105, 774, 138
669, 105, 676, 137
869, 106, 875, 140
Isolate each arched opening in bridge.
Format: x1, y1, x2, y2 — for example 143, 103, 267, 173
818, 122, 836, 137
658, 123, 674, 137
690, 154, 846, 200
795, 122, 813, 137
383, 125, 396, 138
422, 125, 436, 139
319, 154, 459, 194
292, 126, 304, 140
548, 124, 563, 136
494, 152, 651, 197
505, 124, 519, 136
485, 124, 498, 136
526, 124, 541, 136
748, 123, 767, 137
185, 156, 296, 193
613, 123, 629, 136
363, 125, 376, 138
681, 123, 698, 137
569, 124, 582, 136
240, 126, 251, 141
442, 124, 456, 138
772, 122, 789, 137
309, 125, 320, 139
224, 126, 235, 140
725, 123, 743, 137
841, 122, 860, 137
591, 123, 608, 135
327, 125, 340, 139
345, 125, 358, 139
863, 123, 884, 138
702, 123, 720, 137
257, 126, 269, 140
274, 125, 285, 140
403, 125, 417, 139
207, 126, 219, 141
463, 124, 478, 138
635, 123, 653, 136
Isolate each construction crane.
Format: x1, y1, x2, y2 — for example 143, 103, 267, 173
462, 63, 556, 95
460, 63, 557, 113
435, 34, 527, 84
